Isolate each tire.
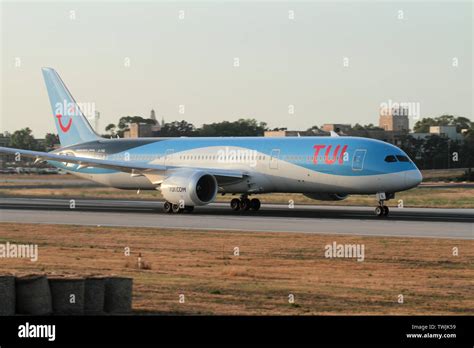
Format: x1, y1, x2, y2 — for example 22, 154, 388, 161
163, 201, 172, 213
172, 204, 182, 213
250, 198, 261, 211
241, 198, 251, 211
230, 198, 241, 211
383, 205, 389, 216
375, 206, 383, 216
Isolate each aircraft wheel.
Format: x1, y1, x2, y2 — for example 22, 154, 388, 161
163, 201, 172, 214
375, 206, 384, 217
250, 198, 261, 211
172, 204, 183, 213
184, 206, 194, 213
230, 198, 241, 211
241, 198, 251, 211
382, 205, 389, 216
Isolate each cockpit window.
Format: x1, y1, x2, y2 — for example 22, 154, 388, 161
384, 155, 397, 163
396, 155, 410, 162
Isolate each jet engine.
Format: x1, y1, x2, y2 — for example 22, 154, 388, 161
161, 170, 218, 206
303, 193, 349, 201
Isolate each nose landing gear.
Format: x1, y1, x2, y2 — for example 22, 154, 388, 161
374, 192, 391, 217
375, 204, 389, 217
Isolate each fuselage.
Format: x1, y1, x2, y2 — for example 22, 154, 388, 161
50, 136, 422, 195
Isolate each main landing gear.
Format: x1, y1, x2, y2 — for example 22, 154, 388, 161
230, 195, 261, 211
374, 192, 390, 217
163, 201, 194, 214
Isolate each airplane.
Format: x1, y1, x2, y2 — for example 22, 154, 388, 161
0, 68, 422, 216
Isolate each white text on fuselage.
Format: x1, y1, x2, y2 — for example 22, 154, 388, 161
217, 147, 258, 167
169, 186, 186, 193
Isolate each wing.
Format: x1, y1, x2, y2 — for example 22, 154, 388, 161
0, 147, 245, 184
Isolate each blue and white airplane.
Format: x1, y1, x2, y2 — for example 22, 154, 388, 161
0, 68, 422, 216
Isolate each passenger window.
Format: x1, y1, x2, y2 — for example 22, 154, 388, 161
396, 155, 409, 162
384, 155, 397, 163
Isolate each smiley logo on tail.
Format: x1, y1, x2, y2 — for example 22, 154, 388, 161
56, 114, 72, 133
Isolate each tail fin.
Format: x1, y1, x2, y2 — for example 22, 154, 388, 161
42, 67, 100, 146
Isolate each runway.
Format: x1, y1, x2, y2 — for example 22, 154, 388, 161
0, 198, 472, 239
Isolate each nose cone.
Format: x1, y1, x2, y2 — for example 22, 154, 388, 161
404, 169, 422, 189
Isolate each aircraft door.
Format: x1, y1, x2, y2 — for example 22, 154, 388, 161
352, 149, 366, 171
165, 149, 174, 168
269, 149, 280, 169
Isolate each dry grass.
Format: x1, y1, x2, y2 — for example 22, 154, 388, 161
0, 223, 472, 315
1, 185, 473, 208
421, 168, 467, 180
2, 174, 473, 208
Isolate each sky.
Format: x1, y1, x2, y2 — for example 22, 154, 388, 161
1, 0, 472, 137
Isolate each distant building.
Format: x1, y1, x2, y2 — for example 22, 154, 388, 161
149, 109, 162, 133
321, 124, 352, 134
429, 125, 462, 140
264, 130, 314, 137
379, 114, 409, 132
124, 123, 154, 138
321, 122, 406, 145
0, 135, 13, 167
411, 125, 463, 141
0, 135, 49, 167
410, 133, 430, 140
0, 134, 9, 147
348, 129, 407, 146
264, 127, 406, 145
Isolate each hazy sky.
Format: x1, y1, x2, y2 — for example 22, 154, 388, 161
1, 0, 472, 137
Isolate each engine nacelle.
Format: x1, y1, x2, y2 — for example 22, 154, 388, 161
161, 170, 218, 206
303, 193, 349, 201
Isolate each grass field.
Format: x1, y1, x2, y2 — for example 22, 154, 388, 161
1, 172, 474, 208
0, 223, 472, 315
1, 184, 473, 208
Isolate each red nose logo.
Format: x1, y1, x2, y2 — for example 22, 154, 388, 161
56, 114, 72, 133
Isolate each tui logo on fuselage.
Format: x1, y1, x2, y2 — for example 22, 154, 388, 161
313, 144, 348, 164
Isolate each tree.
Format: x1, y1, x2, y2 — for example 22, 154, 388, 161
105, 123, 117, 136
460, 129, 474, 169
44, 133, 59, 150
413, 117, 435, 133
352, 123, 383, 131
453, 116, 472, 132
413, 115, 472, 133
160, 120, 196, 137
198, 118, 267, 137
364, 123, 384, 130
116, 116, 155, 137
10, 128, 38, 150
422, 135, 449, 169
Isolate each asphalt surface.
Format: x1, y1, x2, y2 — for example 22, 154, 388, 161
0, 198, 472, 239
